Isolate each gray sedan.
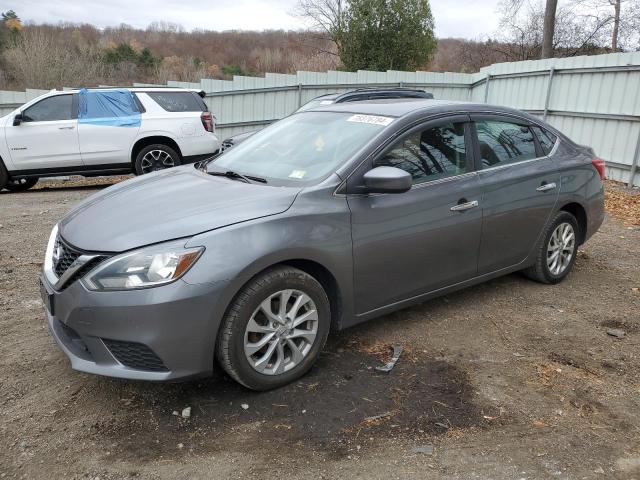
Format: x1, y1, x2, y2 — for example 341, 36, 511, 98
40, 99, 605, 390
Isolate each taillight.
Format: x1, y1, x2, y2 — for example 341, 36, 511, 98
592, 158, 606, 180
201, 112, 214, 133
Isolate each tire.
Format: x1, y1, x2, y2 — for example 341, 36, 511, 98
4, 177, 38, 192
523, 211, 580, 284
0, 160, 9, 191
134, 144, 181, 175
216, 266, 331, 391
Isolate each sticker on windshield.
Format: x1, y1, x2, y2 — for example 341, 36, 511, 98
347, 114, 394, 126
289, 170, 307, 179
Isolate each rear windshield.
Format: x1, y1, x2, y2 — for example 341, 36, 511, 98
147, 92, 207, 112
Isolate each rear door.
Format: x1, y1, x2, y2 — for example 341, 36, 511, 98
6, 93, 81, 170
348, 115, 483, 315
472, 115, 560, 274
78, 91, 143, 166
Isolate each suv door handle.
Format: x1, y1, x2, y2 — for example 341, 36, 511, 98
450, 200, 479, 212
536, 182, 557, 192
58, 126, 75, 130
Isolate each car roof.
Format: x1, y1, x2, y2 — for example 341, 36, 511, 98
308, 98, 540, 121
309, 98, 464, 116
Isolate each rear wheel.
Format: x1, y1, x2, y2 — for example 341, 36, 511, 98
134, 144, 181, 175
523, 211, 579, 284
216, 266, 331, 391
4, 177, 39, 192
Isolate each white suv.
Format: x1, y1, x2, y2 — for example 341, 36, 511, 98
0, 87, 220, 192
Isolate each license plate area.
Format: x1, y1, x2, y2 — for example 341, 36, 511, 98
39, 278, 54, 316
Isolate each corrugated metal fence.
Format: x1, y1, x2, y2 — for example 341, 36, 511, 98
2, 51, 640, 186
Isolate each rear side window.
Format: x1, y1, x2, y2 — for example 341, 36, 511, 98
375, 121, 468, 185
147, 92, 207, 112
23, 95, 74, 122
531, 126, 557, 156
475, 120, 537, 168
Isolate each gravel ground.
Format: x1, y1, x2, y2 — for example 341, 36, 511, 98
1, 178, 639, 479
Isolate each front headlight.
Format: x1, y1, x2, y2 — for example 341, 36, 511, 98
82, 240, 204, 291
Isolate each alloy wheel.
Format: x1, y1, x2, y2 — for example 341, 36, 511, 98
140, 149, 175, 174
244, 289, 318, 375
547, 222, 575, 275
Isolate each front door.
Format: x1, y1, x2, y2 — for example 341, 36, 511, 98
348, 116, 483, 315
472, 115, 560, 274
6, 93, 81, 171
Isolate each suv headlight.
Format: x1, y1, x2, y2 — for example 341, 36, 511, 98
82, 240, 204, 291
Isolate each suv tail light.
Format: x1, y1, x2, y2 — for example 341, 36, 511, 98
201, 112, 214, 133
592, 158, 606, 180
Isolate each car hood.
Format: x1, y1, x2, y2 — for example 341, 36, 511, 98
59, 166, 300, 252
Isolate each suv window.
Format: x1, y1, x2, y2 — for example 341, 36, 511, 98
147, 92, 207, 112
23, 95, 74, 122
374, 121, 468, 185
475, 120, 537, 168
531, 125, 557, 156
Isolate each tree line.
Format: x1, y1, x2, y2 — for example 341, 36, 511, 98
0, 1, 638, 90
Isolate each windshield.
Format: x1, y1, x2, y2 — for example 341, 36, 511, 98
210, 112, 391, 185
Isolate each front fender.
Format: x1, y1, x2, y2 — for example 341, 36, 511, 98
182, 194, 355, 328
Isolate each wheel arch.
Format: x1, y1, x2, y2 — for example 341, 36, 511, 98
130, 135, 183, 167
222, 258, 345, 333
559, 202, 588, 245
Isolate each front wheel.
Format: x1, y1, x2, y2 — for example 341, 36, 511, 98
523, 211, 579, 284
134, 144, 181, 175
216, 266, 331, 391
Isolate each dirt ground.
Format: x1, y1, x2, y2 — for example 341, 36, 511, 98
1, 178, 639, 480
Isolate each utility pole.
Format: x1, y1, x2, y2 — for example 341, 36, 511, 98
541, 0, 558, 59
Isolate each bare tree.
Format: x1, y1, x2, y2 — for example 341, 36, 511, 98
294, 0, 345, 52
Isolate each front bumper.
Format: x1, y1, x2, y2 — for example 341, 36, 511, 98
40, 274, 228, 381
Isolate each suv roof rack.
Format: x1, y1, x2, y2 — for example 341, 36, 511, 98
66, 86, 207, 98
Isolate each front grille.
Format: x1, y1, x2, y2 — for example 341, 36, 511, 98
102, 339, 169, 372
53, 237, 81, 278
51, 236, 108, 290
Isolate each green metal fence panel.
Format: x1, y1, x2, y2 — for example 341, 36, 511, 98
2, 52, 640, 185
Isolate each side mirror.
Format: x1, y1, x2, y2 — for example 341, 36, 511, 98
363, 166, 412, 194
13, 113, 22, 126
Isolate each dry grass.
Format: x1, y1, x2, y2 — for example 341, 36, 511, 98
605, 180, 640, 226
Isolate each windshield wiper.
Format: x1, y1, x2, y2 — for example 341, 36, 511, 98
207, 170, 267, 184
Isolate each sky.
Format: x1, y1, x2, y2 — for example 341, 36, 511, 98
13, 0, 503, 39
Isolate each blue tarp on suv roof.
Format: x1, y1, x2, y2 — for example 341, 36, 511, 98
78, 88, 141, 127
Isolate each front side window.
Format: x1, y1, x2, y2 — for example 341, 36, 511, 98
475, 120, 537, 168
374, 121, 468, 185
532, 125, 557, 156
147, 92, 207, 112
23, 95, 74, 122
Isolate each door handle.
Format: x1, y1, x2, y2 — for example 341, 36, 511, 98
536, 182, 557, 192
58, 126, 75, 130
450, 200, 479, 212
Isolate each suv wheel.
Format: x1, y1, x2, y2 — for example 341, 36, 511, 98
523, 211, 579, 284
134, 144, 181, 175
0, 160, 9, 191
5, 177, 39, 192
217, 266, 331, 391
